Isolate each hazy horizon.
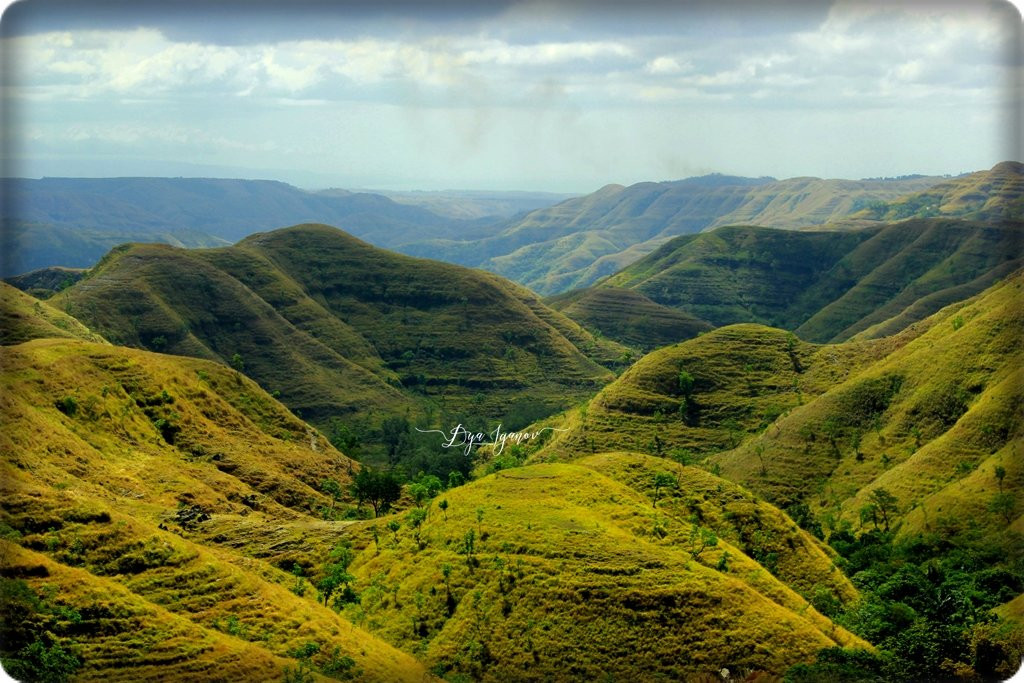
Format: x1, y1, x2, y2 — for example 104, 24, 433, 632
2, 0, 1021, 193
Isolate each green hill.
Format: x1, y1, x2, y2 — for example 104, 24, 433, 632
55, 224, 620, 437
341, 459, 866, 681
531, 323, 927, 462
602, 219, 1022, 342
1, 282, 108, 346
399, 173, 945, 295
711, 270, 1024, 538
0, 333, 430, 681
851, 161, 1023, 223
544, 286, 713, 351
4, 266, 86, 298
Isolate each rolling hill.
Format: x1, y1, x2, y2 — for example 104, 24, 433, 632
340, 458, 866, 681
543, 286, 713, 351
710, 269, 1024, 538
851, 161, 1023, 223
526, 270, 1022, 543
0, 315, 431, 681
398, 173, 946, 295
54, 224, 621, 434
600, 218, 1023, 343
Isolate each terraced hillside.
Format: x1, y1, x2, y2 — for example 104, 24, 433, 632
544, 286, 713, 350
399, 173, 944, 295
0, 327, 430, 681
711, 270, 1024, 538
852, 161, 1023, 223
56, 224, 621, 433
1, 282, 108, 345
341, 458, 866, 681
602, 219, 1022, 342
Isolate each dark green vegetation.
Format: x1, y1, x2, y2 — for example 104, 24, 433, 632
4, 266, 86, 298
544, 286, 713, 351
54, 224, 621, 466
400, 173, 944, 295
602, 218, 1022, 342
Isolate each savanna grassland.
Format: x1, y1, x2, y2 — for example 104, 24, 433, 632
2, 166, 1023, 683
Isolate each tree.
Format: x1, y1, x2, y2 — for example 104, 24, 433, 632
387, 519, 401, 543
688, 525, 717, 560
321, 478, 343, 516
407, 507, 428, 546
869, 488, 899, 531
438, 499, 449, 520
860, 502, 880, 530
317, 541, 356, 608
988, 492, 1015, 524
995, 465, 1006, 492
230, 352, 245, 372
379, 416, 411, 465
350, 468, 402, 517
652, 472, 677, 508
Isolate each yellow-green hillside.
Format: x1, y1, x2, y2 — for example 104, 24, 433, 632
531, 323, 920, 460
852, 161, 1023, 223
343, 461, 866, 681
1, 282, 107, 345
711, 270, 1023, 537
574, 452, 856, 605
0, 336, 429, 681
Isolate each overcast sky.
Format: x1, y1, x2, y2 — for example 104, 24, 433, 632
1, 0, 1021, 192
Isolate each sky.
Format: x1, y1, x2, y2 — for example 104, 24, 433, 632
0, 0, 1021, 192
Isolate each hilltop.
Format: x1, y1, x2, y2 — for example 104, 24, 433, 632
55, 224, 621, 441
851, 161, 1023, 223
601, 219, 1022, 342
1, 282, 107, 345
341, 458, 866, 681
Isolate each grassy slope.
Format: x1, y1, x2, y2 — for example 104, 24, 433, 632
710, 271, 1023, 538
708, 176, 943, 229
603, 220, 1022, 342
544, 286, 713, 351
532, 323, 913, 460
1, 282, 108, 345
851, 161, 1023, 223
57, 224, 618, 427
344, 461, 866, 681
402, 174, 944, 296
0, 336, 428, 681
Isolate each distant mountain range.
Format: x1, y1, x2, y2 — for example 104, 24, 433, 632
0, 169, 980, 289
0, 177, 494, 276
400, 173, 950, 294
